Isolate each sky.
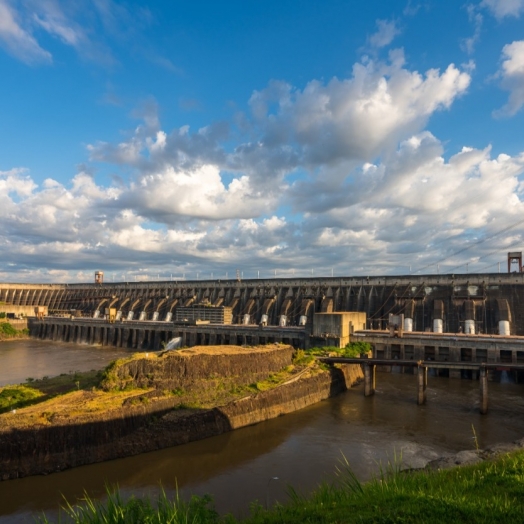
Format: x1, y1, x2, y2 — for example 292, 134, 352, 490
1, 0, 524, 283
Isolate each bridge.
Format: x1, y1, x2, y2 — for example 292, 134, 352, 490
318, 357, 524, 414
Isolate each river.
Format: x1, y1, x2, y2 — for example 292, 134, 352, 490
1, 340, 524, 522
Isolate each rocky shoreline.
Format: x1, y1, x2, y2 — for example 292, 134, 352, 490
422, 438, 524, 471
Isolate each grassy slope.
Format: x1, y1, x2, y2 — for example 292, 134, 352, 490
40, 450, 524, 523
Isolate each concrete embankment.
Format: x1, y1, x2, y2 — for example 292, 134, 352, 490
0, 345, 363, 480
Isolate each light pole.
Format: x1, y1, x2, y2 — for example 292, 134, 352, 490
266, 476, 280, 510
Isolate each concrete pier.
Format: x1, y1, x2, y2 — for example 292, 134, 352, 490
364, 363, 376, 396
480, 366, 488, 414
417, 364, 428, 405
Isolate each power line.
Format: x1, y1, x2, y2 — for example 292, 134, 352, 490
414, 217, 524, 274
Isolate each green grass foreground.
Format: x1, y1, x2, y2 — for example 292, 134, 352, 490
40, 450, 524, 523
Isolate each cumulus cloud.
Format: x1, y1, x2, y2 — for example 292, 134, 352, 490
3, 52, 520, 282
482, 0, 524, 18
494, 40, 524, 116
3, 130, 524, 282
246, 58, 470, 170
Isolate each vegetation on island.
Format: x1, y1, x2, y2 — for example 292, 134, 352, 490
0, 345, 329, 425
0, 321, 29, 340
38, 450, 524, 523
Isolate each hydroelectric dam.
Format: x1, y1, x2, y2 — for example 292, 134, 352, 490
2, 270, 524, 354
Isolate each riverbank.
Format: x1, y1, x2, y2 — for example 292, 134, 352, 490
39, 445, 524, 523
0, 345, 363, 480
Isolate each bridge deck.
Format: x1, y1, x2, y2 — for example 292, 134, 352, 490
318, 357, 524, 371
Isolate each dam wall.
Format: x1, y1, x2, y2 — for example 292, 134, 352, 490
4, 273, 524, 334
28, 318, 307, 350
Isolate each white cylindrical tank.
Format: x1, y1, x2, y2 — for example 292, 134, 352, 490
465, 319, 475, 334
152, 312, 159, 321
165, 312, 173, 322
115, 310, 122, 321
404, 318, 413, 332
260, 314, 268, 325
279, 315, 287, 327
299, 315, 308, 326
499, 320, 510, 336
433, 319, 443, 333
243, 314, 250, 325
93, 310, 100, 319
127, 311, 134, 321
139, 311, 146, 321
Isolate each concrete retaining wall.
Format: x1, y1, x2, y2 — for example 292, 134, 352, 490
0, 364, 362, 480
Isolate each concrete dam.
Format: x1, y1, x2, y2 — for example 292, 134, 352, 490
2, 272, 524, 335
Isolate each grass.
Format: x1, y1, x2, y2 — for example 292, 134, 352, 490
0, 371, 102, 414
0, 321, 29, 340
304, 341, 372, 360
0, 385, 44, 413
38, 488, 219, 524
39, 450, 524, 523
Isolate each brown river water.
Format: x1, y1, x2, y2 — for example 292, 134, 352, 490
1, 340, 524, 522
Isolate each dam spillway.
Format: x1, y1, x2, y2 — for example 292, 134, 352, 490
3, 272, 524, 335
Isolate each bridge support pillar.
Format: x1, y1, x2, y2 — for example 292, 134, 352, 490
480, 367, 488, 414
417, 364, 427, 405
364, 364, 376, 396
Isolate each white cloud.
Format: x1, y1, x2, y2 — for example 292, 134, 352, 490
0, 0, 160, 67
246, 57, 470, 173
367, 19, 401, 49
0, 0, 51, 64
462, 5, 483, 55
494, 40, 524, 116
2, 130, 524, 281
482, 0, 524, 18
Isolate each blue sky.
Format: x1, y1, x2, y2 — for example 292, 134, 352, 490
1, 0, 524, 282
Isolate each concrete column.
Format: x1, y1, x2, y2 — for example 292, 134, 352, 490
480, 367, 488, 414
364, 364, 376, 397
131, 329, 137, 348
116, 327, 122, 347
137, 330, 145, 349
108, 327, 115, 346
154, 331, 161, 350
417, 365, 427, 405
122, 328, 130, 348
